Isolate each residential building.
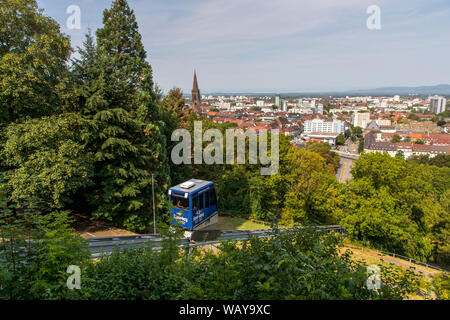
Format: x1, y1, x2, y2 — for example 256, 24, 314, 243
429, 95, 447, 114
275, 94, 281, 107
375, 119, 392, 126
364, 130, 450, 158
352, 112, 371, 129
303, 118, 346, 134
300, 132, 339, 146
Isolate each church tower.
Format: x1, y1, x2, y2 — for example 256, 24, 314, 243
191, 70, 201, 113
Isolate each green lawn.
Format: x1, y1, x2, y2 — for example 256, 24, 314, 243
218, 215, 269, 230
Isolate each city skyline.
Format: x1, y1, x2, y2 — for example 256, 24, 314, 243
37, 0, 450, 93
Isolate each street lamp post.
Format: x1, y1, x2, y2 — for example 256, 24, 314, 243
152, 173, 156, 235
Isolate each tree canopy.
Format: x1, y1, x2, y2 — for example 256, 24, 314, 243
0, 0, 73, 124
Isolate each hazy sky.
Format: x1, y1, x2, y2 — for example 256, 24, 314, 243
36, 0, 450, 93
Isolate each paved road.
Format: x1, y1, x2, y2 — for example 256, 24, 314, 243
336, 157, 354, 183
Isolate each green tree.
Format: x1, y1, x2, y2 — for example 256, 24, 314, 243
75, 0, 170, 232
0, 207, 90, 300
305, 141, 340, 173
345, 129, 352, 139
395, 150, 404, 159
159, 88, 192, 185
281, 148, 344, 225
391, 134, 402, 143
343, 152, 447, 261
0, 0, 73, 124
1, 114, 93, 209
408, 113, 421, 121
358, 138, 365, 153
336, 134, 345, 145
429, 154, 450, 168
353, 126, 363, 136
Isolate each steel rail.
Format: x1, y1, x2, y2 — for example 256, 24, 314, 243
88, 225, 345, 258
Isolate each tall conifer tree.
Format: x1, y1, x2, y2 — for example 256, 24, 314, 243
77, 0, 170, 232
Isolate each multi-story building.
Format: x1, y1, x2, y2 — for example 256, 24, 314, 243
375, 118, 392, 126
301, 132, 339, 146
316, 104, 324, 115
364, 130, 450, 158
395, 120, 441, 133
303, 118, 346, 134
275, 94, 281, 107
352, 112, 371, 129
429, 95, 447, 114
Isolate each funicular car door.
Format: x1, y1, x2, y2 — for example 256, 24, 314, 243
192, 189, 207, 228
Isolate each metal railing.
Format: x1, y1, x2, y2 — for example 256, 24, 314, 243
343, 244, 449, 273
88, 225, 345, 258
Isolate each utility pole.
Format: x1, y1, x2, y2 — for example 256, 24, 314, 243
152, 173, 156, 235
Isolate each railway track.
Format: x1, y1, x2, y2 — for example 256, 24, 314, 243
88, 225, 345, 258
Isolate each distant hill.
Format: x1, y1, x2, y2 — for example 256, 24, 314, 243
186, 84, 450, 98
351, 84, 450, 96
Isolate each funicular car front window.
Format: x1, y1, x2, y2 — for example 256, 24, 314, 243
173, 195, 190, 210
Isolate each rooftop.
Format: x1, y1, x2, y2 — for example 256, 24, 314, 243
170, 179, 214, 194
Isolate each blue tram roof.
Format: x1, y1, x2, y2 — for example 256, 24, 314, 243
169, 179, 214, 194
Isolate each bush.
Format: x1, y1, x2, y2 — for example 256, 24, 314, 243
0, 207, 90, 300
0, 204, 421, 300
80, 229, 418, 300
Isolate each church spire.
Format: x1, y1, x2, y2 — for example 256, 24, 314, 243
193, 70, 199, 91
191, 69, 201, 113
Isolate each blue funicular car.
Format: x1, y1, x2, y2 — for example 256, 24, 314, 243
168, 179, 220, 240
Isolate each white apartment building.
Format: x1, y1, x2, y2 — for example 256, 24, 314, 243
375, 119, 392, 126
275, 95, 281, 107
429, 96, 447, 114
289, 107, 313, 114
352, 112, 371, 129
219, 102, 231, 110
256, 100, 265, 107
303, 118, 346, 135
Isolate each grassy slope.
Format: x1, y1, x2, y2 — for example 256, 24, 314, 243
218, 215, 269, 230
341, 245, 444, 299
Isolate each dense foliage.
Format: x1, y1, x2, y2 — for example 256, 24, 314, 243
1, 114, 93, 209
1, 0, 170, 232
343, 152, 449, 265
0, 205, 90, 300
81, 229, 420, 300
0, 0, 73, 125
0, 210, 421, 300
